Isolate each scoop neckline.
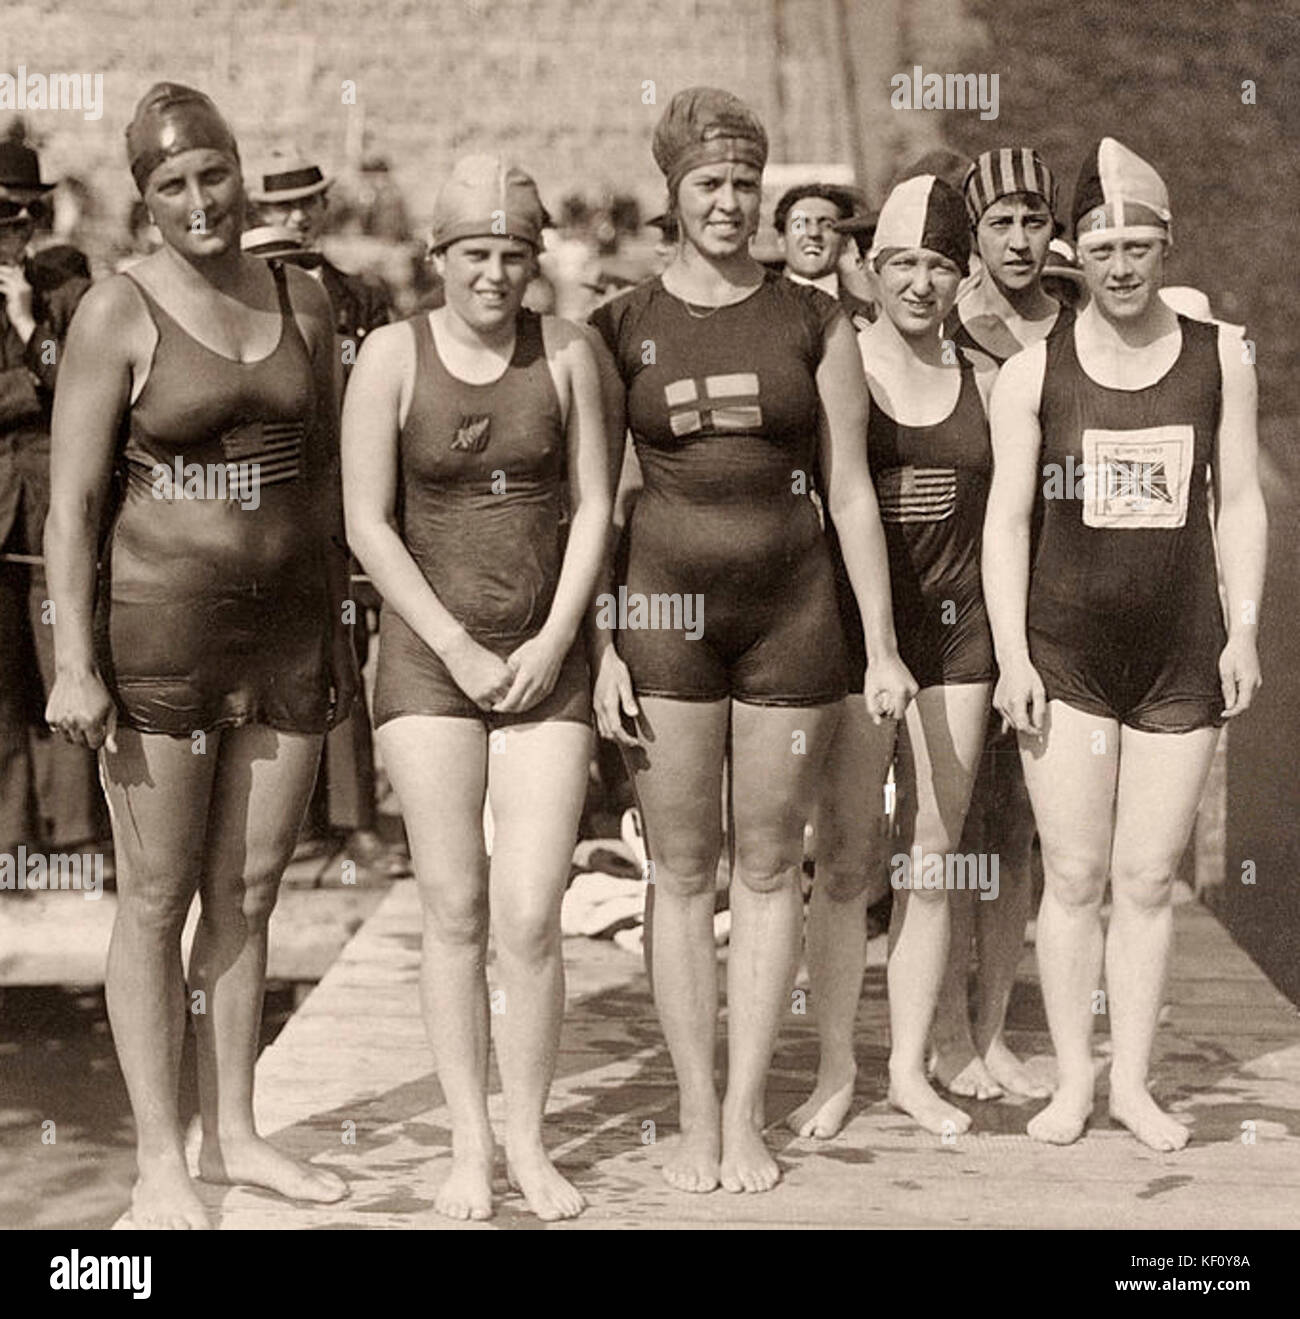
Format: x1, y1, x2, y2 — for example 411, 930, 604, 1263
656, 271, 770, 315
127, 268, 286, 366
1070, 316, 1184, 394
426, 310, 518, 387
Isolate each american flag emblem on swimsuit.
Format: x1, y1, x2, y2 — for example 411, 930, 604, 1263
664, 374, 762, 437
875, 466, 957, 523
220, 419, 304, 486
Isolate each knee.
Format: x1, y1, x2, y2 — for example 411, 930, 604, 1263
733, 833, 801, 895
494, 901, 560, 966
1111, 857, 1175, 911
238, 871, 283, 929
420, 885, 488, 946
818, 862, 871, 903
649, 838, 719, 900
118, 878, 197, 937
1042, 851, 1107, 910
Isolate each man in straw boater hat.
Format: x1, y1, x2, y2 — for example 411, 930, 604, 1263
983, 137, 1265, 1149
245, 147, 408, 881
0, 135, 102, 870
929, 146, 1073, 1108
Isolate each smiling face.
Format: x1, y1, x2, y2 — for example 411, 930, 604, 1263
674, 160, 762, 260
433, 234, 535, 333
144, 147, 244, 259
877, 247, 963, 336
780, 196, 848, 279
975, 192, 1053, 295
1079, 235, 1166, 321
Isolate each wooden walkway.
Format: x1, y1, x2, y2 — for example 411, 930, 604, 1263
174, 876, 1299, 1230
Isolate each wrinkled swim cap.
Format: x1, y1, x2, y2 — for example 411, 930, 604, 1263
652, 87, 768, 205
870, 174, 970, 276
1073, 137, 1171, 250
126, 82, 240, 193
428, 154, 548, 253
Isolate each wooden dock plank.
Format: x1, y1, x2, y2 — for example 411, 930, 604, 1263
112, 877, 1300, 1230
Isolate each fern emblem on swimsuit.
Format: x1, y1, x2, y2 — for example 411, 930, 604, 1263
451, 414, 492, 453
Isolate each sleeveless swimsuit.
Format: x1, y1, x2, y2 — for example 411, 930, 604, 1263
830, 355, 995, 690
590, 272, 848, 705
97, 263, 335, 735
372, 310, 590, 728
1029, 314, 1226, 732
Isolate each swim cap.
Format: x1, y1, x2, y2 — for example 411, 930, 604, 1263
1073, 137, 1171, 249
652, 87, 768, 204
870, 174, 970, 276
126, 82, 240, 193
428, 154, 548, 253
964, 147, 1058, 225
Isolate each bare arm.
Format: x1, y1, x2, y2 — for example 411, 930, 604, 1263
43, 277, 141, 746
982, 343, 1048, 730
1213, 326, 1266, 716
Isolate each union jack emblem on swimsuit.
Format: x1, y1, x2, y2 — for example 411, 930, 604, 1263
664, 374, 762, 437
220, 419, 303, 486
1082, 425, 1193, 529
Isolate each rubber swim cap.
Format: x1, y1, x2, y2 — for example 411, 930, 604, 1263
653, 87, 768, 204
964, 147, 1058, 225
1073, 137, 1171, 249
429, 154, 548, 253
126, 82, 240, 193
870, 174, 970, 276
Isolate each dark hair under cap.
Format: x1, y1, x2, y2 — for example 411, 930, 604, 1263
126, 82, 240, 193
773, 183, 862, 235
652, 87, 768, 206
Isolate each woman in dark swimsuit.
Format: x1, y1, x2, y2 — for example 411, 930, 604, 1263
343, 155, 609, 1222
44, 83, 354, 1229
590, 88, 911, 1194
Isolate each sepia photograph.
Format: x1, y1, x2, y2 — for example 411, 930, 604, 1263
0, 0, 1295, 1283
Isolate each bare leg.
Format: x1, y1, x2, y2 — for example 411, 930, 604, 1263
100, 727, 216, 1229
630, 696, 729, 1193
721, 699, 839, 1190
789, 695, 894, 1138
972, 737, 1047, 1096
1106, 724, 1219, 1151
488, 719, 591, 1220
886, 683, 989, 1135
376, 716, 494, 1220
192, 726, 341, 1202
1019, 701, 1117, 1145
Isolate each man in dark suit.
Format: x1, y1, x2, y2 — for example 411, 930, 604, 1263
0, 140, 103, 859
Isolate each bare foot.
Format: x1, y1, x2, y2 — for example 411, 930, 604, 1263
1027, 1079, 1094, 1145
1109, 1083, 1190, 1152
719, 1108, 780, 1193
130, 1155, 211, 1230
984, 1037, 1051, 1099
786, 1061, 857, 1138
889, 1067, 972, 1136
931, 1046, 1004, 1100
506, 1142, 585, 1221
660, 1118, 720, 1194
434, 1137, 495, 1221
198, 1134, 347, 1203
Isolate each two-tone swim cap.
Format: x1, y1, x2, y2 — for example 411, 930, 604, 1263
1072, 137, 1171, 250
126, 82, 240, 193
963, 147, 1058, 225
870, 173, 970, 276
428, 154, 549, 253
652, 87, 768, 203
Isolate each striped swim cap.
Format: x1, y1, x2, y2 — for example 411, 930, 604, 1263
870, 174, 970, 276
1072, 137, 1171, 249
963, 147, 1058, 225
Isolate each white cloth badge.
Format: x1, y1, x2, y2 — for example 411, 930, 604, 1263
1081, 424, 1194, 529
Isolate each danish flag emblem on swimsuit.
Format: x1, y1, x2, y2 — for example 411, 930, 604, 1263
451, 414, 492, 452
664, 374, 763, 437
